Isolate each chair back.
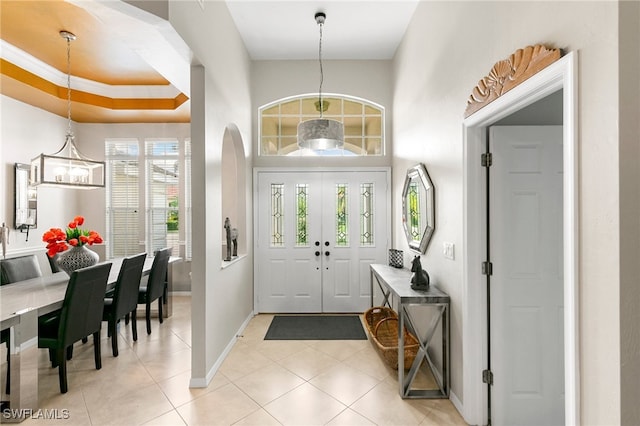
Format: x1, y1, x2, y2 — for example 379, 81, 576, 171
146, 248, 171, 302
112, 253, 146, 319
57, 263, 112, 349
0, 254, 43, 285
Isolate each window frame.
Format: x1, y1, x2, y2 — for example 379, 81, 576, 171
259, 93, 385, 156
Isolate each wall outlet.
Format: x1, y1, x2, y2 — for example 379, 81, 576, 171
443, 242, 455, 260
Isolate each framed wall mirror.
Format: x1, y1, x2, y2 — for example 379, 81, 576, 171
402, 163, 435, 253
14, 163, 37, 232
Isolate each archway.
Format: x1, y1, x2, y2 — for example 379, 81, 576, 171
221, 124, 247, 262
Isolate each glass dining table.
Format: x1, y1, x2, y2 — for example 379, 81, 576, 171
0, 256, 179, 423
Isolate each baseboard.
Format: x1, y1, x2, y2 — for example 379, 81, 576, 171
189, 310, 254, 388
450, 390, 471, 425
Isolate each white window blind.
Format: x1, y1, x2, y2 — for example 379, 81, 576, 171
146, 140, 180, 256
105, 140, 140, 258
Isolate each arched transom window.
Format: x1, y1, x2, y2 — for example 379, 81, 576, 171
259, 94, 384, 156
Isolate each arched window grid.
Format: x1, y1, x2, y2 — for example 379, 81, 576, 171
259, 93, 385, 156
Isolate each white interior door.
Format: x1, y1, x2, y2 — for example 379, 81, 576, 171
256, 170, 389, 313
489, 126, 564, 425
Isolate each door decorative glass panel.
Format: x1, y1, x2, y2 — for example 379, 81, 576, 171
360, 183, 374, 246
336, 184, 349, 246
271, 184, 284, 246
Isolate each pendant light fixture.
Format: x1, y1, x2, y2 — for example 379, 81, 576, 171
297, 12, 344, 151
31, 30, 105, 189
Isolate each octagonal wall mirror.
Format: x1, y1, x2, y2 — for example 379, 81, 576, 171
402, 163, 435, 254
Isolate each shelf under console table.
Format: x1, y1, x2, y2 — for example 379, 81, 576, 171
369, 263, 450, 399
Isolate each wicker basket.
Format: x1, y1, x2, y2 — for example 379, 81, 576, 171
372, 317, 420, 370
364, 306, 397, 336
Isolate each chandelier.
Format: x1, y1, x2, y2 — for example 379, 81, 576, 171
31, 31, 105, 189
297, 12, 344, 151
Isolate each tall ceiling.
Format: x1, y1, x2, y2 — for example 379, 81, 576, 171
0, 0, 418, 124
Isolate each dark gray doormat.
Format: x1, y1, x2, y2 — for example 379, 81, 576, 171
264, 315, 367, 340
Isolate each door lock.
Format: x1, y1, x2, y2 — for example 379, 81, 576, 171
315, 241, 320, 246
324, 241, 330, 246
315, 251, 321, 257
325, 251, 330, 256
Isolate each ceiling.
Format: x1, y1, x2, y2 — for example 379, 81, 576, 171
0, 0, 418, 124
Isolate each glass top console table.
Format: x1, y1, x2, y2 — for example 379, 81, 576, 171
369, 263, 450, 399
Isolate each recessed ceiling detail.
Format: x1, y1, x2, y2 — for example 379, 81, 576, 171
0, 0, 190, 124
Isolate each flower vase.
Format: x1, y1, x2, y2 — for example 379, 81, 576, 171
56, 245, 99, 275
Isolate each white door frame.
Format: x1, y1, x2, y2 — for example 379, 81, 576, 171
253, 166, 392, 313
462, 52, 579, 425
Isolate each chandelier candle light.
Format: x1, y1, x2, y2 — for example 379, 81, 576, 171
297, 12, 344, 151
31, 31, 105, 189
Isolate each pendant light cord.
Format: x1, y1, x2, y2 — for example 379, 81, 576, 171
66, 36, 72, 136
318, 18, 324, 118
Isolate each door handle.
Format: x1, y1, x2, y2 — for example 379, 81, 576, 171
325, 251, 330, 256
315, 241, 320, 246
324, 241, 330, 246
315, 251, 321, 257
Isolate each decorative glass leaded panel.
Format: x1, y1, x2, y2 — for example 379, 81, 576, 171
336, 184, 349, 246
360, 183, 374, 246
271, 184, 284, 246
296, 184, 309, 246
409, 181, 422, 241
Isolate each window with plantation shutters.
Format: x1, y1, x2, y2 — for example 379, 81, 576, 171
146, 140, 180, 256
105, 140, 140, 258
106, 138, 191, 260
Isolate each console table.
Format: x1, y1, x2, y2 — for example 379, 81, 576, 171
369, 263, 450, 399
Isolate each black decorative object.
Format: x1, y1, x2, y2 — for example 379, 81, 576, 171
224, 217, 232, 261
389, 249, 403, 268
410, 255, 429, 290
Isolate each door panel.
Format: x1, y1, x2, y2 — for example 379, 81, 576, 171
256, 170, 388, 313
489, 126, 564, 425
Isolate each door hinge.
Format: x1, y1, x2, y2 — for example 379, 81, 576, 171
482, 369, 493, 385
481, 152, 493, 167
482, 261, 493, 276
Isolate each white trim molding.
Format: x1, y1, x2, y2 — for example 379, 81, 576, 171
461, 51, 579, 425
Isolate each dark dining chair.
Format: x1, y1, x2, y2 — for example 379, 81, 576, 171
102, 253, 146, 357
137, 247, 171, 335
0, 254, 43, 394
38, 262, 112, 393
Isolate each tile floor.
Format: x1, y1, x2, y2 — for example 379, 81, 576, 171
3, 296, 467, 425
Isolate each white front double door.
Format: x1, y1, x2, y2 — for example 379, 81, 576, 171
255, 170, 389, 313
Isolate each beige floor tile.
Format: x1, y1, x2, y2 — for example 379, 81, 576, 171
263, 382, 346, 426
233, 408, 282, 425
309, 363, 382, 406
325, 408, 377, 426
176, 383, 260, 426
277, 347, 340, 381
157, 370, 229, 407
342, 345, 393, 381
350, 381, 426, 425
141, 409, 187, 425
26, 296, 468, 426
142, 347, 192, 382
220, 343, 274, 381
254, 339, 309, 361
233, 363, 305, 406
84, 382, 174, 426
308, 339, 371, 361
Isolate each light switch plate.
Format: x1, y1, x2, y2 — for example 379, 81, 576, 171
443, 242, 455, 260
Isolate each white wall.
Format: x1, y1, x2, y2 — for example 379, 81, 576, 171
393, 1, 625, 423
168, 1, 254, 386
0, 95, 79, 259
251, 60, 393, 168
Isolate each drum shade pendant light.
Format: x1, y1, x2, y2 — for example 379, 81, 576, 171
31, 31, 105, 189
297, 12, 344, 151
